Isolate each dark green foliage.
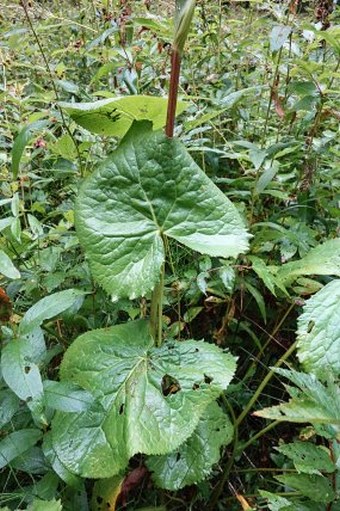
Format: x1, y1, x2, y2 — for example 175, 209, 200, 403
0, 0, 339, 509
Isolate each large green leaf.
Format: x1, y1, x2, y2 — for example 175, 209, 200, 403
297, 280, 340, 378
60, 96, 186, 137
146, 401, 233, 490
276, 239, 340, 285
75, 121, 250, 300
51, 320, 236, 478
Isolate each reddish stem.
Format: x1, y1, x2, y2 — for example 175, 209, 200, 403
165, 48, 182, 138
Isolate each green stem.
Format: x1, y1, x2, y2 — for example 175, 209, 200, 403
150, 264, 165, 347
236, 419, 280, 454
207, 394, 239, 511
236, 340, 298, 427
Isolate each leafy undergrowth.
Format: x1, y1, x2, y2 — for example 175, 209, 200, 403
0, 1, 339, 510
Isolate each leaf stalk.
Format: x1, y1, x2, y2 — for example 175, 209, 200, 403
150, 264, 165, 347
165, 49, 182, 138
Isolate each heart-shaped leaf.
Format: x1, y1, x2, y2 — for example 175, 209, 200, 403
50, 320, 236, 478
147, 401, 233, 490
75, 121, 250, 300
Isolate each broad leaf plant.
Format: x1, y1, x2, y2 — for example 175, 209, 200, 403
48, 0, 250, 486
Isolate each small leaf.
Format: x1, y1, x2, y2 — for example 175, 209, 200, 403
57, 79, 79, 94
0, 218, 13, 232
44, 380, 94, 412
11, 446, 48, 475
270, 25, 292, 52
275, 473, 335, 503
147, 401, 233, 490
249, 256, 286, 296
244, 281, 266, 323
255, 161, 280, 194
219, 265, 236, 293
51, 320, 237, 478
1, 339, 44, 419
60, 96, 186, 137
11, 120, 49, 179
0, 389, 20, 428
0, 250, 21, 279
19, 289, 86, 335
0, 429, 42, 470
259, 490, 294, 511
27, 214, 44, 239
91, 474, 124, 511
75, 121, 250, 300
276, 441, 335, 475
297, 280, 340, 378
277, 239, 340, 285
28, 499, 62, 511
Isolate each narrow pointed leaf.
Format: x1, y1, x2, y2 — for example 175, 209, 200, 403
51, 320, 237, 478
297, 280, 340, 378
11, 120, 49, 179
75, 121, 250, 300
147, 401, 233, 490
174, 0, 196, 54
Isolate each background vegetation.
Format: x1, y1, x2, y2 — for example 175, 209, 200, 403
0, 0, 339, 510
